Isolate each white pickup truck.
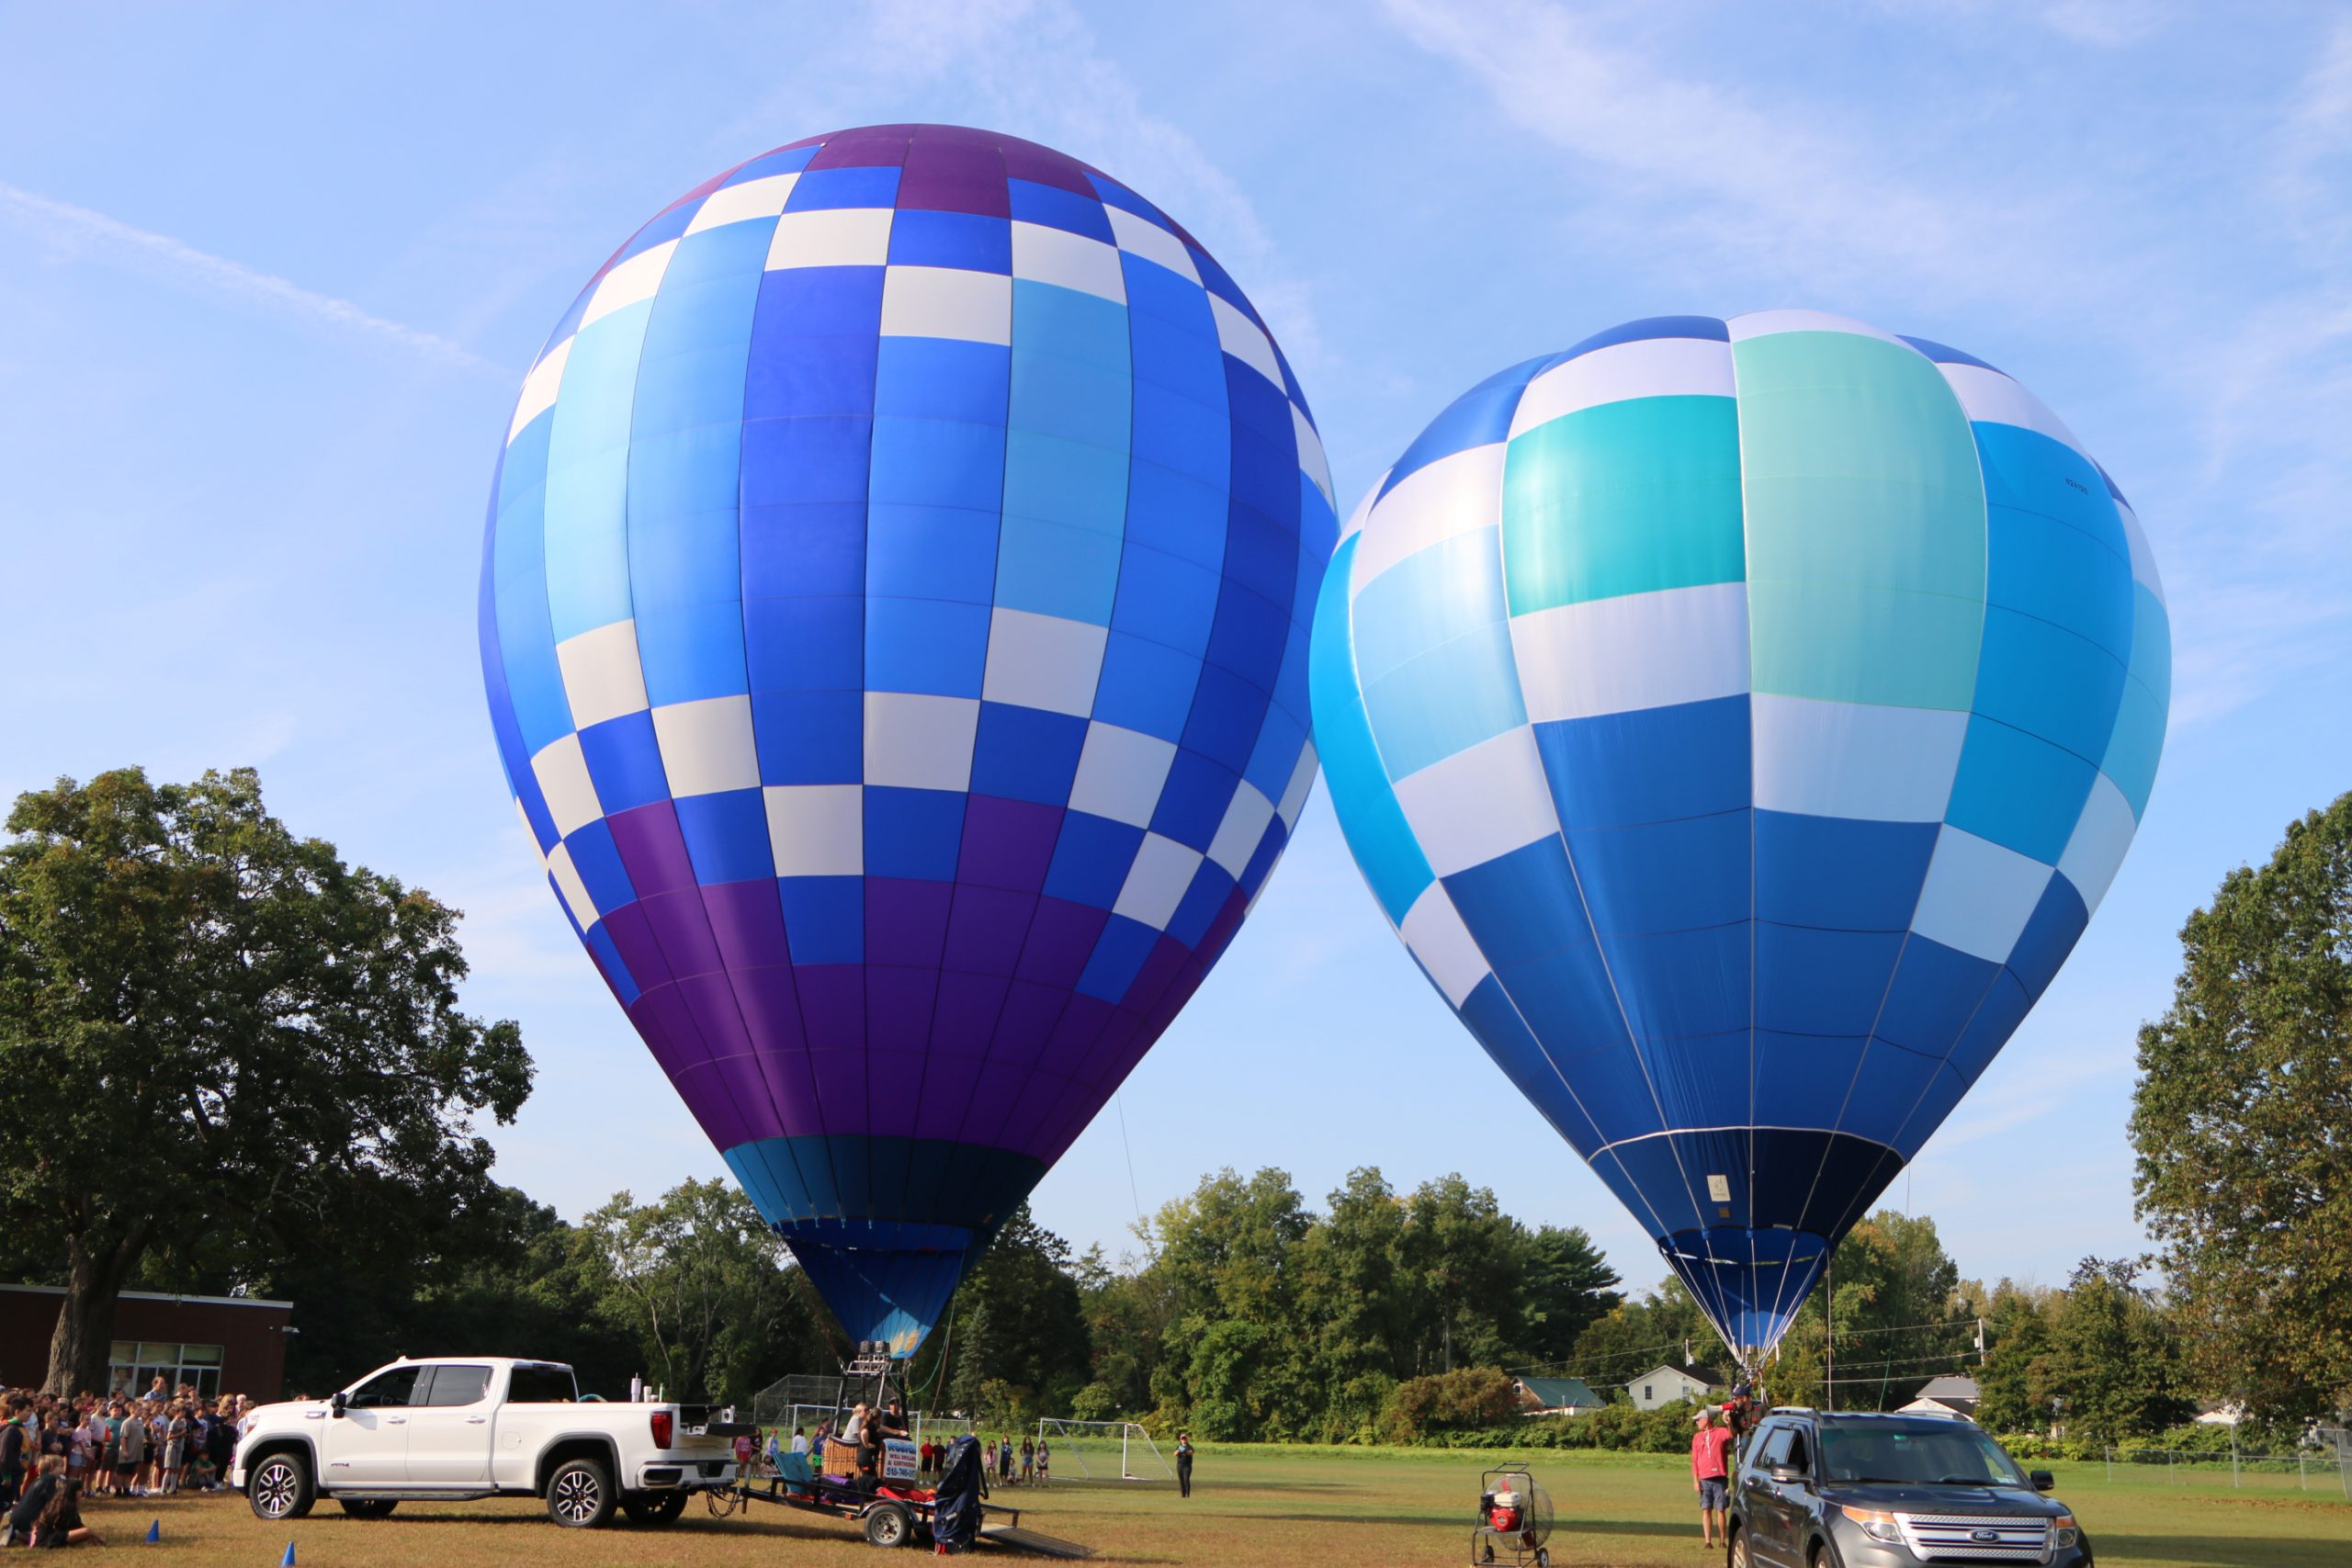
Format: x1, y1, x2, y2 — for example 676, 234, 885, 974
232, 1356, 748, 1529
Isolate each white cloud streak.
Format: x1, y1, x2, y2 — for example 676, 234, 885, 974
726, 0, 1323, 372
1377, 0, 2352, 727
0, 181, 497, 373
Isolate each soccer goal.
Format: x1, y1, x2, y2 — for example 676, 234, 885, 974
1035, 1417, 1172, 1483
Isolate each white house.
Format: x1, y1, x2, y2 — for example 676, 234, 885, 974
1626, 1363, 1723, 1410
1897, 1375, 1982, 1420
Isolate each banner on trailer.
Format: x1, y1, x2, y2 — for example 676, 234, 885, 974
883, 1438, 920, 1483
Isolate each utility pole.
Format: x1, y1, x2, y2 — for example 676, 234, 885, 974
1824, 1257, 1835, 1412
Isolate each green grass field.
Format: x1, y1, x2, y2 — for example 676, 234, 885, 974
75, 1445, 2352, 1566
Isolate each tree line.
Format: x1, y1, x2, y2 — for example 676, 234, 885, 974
4, 769, 2346, 1447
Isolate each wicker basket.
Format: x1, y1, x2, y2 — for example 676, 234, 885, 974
822, 1438, 861, 1473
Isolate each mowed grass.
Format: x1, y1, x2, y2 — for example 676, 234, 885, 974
75, 1446, 2352, 1567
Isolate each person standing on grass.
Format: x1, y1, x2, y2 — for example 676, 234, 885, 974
1691, 1405, 1733, 1551
1035, 1438, 1048, 1486
115, 1405, 146, 1498
0, 1399, 28, 1513
1175, 1430, 1194, 1498
161, 1401, 189, 1495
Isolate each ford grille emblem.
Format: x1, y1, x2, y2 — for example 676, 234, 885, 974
1971, 1528, 2002, 1542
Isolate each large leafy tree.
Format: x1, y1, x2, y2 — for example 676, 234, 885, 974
2033, 1258, 2191, 1443
573, 1179, 831, 1406
0, 768, 531, 1394
2132, 791, 2352, 1422
929, 1205, 1091, 1419
1512, 1223, 1623, 1365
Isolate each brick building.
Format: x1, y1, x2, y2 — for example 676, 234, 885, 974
0, 1284, 292, 1400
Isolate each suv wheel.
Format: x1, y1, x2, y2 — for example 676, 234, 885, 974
548, 1457, 615, 1529
248, 1452, 315, 1521
1728, 1529, 1749, 1568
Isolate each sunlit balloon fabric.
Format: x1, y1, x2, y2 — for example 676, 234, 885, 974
1310, 312, 2167, 1360
481, 125, 1335, 1352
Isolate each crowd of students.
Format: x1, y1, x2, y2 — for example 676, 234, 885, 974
0, 1379, 257, 1548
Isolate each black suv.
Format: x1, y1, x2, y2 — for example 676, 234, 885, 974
1726, 1409, 2090, 1566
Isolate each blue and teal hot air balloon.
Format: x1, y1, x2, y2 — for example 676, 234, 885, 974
1309, 311, 2167, 1363
481, 126, 1336, 1354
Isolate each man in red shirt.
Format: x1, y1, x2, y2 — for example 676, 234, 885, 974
1690, 1405, 1734, 1548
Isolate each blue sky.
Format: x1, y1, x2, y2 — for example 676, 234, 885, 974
4, 1, 2347, 1303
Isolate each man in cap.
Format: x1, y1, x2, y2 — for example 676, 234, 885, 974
1690, 1404, 1734, 1549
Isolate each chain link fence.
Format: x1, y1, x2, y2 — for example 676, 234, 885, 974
2098, 1427, 2351, 1500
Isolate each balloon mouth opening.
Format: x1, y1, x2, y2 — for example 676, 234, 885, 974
1660, 1226, 1834, 1363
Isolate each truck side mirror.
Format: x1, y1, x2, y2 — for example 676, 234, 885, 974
331, 1392, 348, 1419
2030, 1469, 2054, 1492
1770, 1465, 1797, 1483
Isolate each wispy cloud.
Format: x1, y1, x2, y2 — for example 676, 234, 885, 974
723, 0, 1324, 373
1378, 0, 2352, 728
1375, 0, 2062, 301
0, 181, 498, 373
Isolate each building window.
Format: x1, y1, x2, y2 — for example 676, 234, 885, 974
108, 1340, 224, 1399
1644, 1384, 1654, 1401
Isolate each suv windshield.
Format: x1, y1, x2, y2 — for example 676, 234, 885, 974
1819, 1421, 2030, 1486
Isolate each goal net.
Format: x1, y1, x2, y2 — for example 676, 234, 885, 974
1035, 1418, 1172, 1483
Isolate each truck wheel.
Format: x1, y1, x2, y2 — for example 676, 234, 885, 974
547, 1457, 616, 1529
339, 1499, 399, 1518
863, 1501, 913, 1547
620, 1489, 688, 1526
248, 1452, 315, 1521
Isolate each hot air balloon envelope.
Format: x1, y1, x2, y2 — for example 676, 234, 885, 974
482, 125, 1336, 1352
1310, 311, 2166, 1361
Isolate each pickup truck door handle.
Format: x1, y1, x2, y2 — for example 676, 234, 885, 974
388, 1416, 407, 1425
465, 1416, 487, 1425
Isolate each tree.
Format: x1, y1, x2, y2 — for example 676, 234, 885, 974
1149, 1168, 1315, 1437
0, 768, 531, 1394
2031, 1259, 2191, 1442
573, 1179, 829, 1405
930, 1206, 1091, 1418
1512, 1224, 1622, 1364
2132, 792, 2352, 1422
1973, 1281, 2055, 1432
258, 1185, 639, 1398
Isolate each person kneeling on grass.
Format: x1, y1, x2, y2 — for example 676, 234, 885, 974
6, 1457, 102, 1548
1690, 1406, 1734, 1551
30, 1476, 99, 1548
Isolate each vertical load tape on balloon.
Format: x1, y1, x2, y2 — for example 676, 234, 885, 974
481, 125, 1337, 1354
1310, 312, 2166, 1364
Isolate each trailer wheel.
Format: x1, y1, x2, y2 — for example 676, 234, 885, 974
864, 1501, 913, 1547
621, 1489, 687, 1525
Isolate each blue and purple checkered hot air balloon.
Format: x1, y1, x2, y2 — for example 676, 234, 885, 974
1310, 311, 2168, 1364
481, 125, 1337, 1353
